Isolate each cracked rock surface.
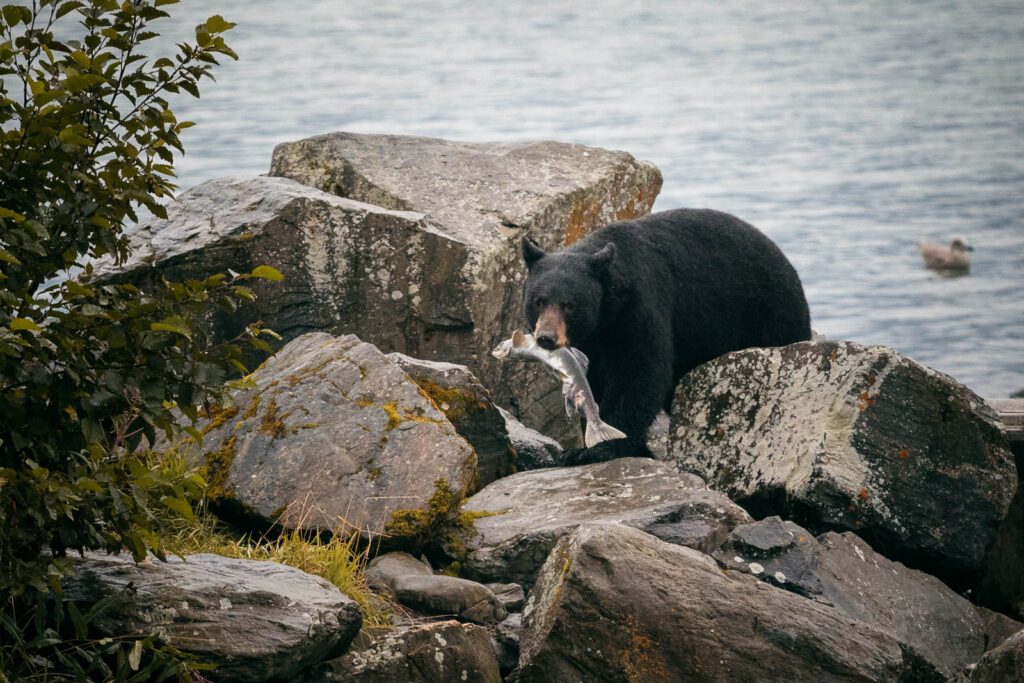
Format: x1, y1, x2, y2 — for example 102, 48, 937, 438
666, 339, 1016, 587
461, 458, 751, 586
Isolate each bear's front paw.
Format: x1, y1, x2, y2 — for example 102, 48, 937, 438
559, 442, 619, 466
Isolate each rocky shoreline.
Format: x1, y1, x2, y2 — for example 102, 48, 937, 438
79, 132, 1023, 682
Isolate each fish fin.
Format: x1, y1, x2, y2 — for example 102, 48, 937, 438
511, 329, 528, 348
564, 392, 577, 418
584, 420, 628, 448
568, 347, 590, 373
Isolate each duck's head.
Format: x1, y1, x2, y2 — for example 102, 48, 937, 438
950, 236, 974, 252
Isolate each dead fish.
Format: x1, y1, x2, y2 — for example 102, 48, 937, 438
492, 330, 626, 448
919, 235, 973, 273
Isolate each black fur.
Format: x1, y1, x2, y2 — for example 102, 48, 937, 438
521, 208, 812, 465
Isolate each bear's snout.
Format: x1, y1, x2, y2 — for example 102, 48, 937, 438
534, 307, 568, 349
536, 332, 558, 350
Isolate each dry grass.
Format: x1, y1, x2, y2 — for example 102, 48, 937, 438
151, 451, 391, 628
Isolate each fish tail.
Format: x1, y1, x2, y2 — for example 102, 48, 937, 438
584, 420, 627, 448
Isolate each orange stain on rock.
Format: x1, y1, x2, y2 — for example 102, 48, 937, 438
898, 448, 910, 459
856, 391, 876, 411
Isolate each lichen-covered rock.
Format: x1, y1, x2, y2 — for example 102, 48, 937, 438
92, 176, 432, 350
62, 552, 362, 683
270, 132, 662, 443
517, 523, 930, 682
667, 340, 1016, 587
713, 517, 985, 679
305, 621, 501, 683
186, 332, 477, 536
388, 353, 515, 485
497, 406, 562, 470
977, 410, 1024, 621
460, 458, 751, 586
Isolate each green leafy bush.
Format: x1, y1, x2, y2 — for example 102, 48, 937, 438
0, 1, 277, 678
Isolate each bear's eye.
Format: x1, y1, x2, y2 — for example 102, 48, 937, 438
562, 302, 574, 313
534, 297, 547, 308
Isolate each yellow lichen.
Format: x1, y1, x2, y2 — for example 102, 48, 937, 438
203, 435, 237, 498
415, 380, 488, 422
258, 397, 290, 439
199, 404, 239, 435
240, 393, 262, 421
383, 479, 496, 572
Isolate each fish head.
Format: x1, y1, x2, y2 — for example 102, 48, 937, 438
521, 243, 616, 350
491, 339, 513, 359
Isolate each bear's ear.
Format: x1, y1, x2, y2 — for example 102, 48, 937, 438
590, 243, 617, 275
522, 237, 546, 270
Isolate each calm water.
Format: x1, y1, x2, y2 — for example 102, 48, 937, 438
151, 1, 1023, 397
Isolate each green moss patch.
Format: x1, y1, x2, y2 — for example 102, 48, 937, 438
384, 478, 498, 572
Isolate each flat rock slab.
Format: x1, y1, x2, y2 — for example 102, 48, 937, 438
270, 132, 663, 443
62, 552, 362, 683
518, 523, 932, 682
187, 332, 477, 536
461, 458, 751, 586
388, 353, 515, 485
305, 621, 501, 683
714, 517, 985, 679
667, 340, 1016, 587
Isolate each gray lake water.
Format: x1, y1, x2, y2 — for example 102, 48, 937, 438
152, 0, 1023, 397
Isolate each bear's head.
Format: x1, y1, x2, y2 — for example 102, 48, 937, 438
520, 237, 616, 350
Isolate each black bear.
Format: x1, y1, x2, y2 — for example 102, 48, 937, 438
521, 208, 811, 465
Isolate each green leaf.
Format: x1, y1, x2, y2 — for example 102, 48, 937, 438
159, 496, 194, 522
10, 318, 40, 332
59, 126, 92, 146
0, 207, 26, 222
66, 603, 88, 639
56, 1, 85, 20
204, 15, 236, 33
250, 265, 284, 281
150, 316, 192, 340
0, 248, 21, 265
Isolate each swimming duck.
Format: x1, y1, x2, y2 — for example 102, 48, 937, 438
919, 236, 973, 273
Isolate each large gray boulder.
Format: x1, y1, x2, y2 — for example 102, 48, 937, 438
517, 523, 933, 682
305, 621, 501, 683
92, 175, 430, 351
184, 332, 478, 537
667, 340, 1016, 587
460, 458, 751, 586
62, 552, 362, 683
270, 132, 662, 443
714, 517, 985, 679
